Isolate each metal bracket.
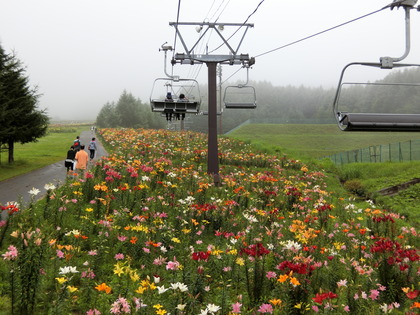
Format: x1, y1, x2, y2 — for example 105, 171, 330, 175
169, 22, 254, 66
381, 2, 418, 66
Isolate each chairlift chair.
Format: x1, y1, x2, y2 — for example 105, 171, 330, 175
224, 85, 257, 109
333, 62, 420, 131
223, 66, 257, 109
332, 1, 420, 131
150, 78, 201, 117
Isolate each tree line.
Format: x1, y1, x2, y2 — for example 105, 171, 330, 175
96, 90, 164, 129
96, 67, 420, 133
0, 44, 49, 163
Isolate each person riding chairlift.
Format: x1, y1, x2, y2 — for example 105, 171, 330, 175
165, 92, 173, 121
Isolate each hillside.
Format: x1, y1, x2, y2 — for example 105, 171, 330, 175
0, 128, 418, 314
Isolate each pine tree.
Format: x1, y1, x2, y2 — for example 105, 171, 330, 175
0, 44, 49, 163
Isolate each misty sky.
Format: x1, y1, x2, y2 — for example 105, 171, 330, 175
1, 0, 419, 120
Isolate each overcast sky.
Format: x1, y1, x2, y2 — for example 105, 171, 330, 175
1, 0, 420, 120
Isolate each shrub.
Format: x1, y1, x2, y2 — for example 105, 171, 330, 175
343, 179, 366, 196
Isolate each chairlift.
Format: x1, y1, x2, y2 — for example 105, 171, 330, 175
333, 1, 420, 131
223, 67, 257, 109
150, 43, 201, 121
150, 77, 202, 120
333, 63, 420, 131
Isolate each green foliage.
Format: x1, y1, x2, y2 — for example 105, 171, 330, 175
0, 125, 88, 181
229, 124, 420, 228
376, 184, 420, 223
229, 124, 420, 159
343, 179, 366, 196
0, 128, 419, 314
337, 164, 364, 181
0, 44, 49, 163
48, 126, 78, 134
96, 90, 165, 129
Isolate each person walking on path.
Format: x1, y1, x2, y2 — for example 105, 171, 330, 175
75, 145, 89, 176
65, 146, 76, 174
0, 130, 108, 206
73, 136, 81, 152
88, 137, 97, 161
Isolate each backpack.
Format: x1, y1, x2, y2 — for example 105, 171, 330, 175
74, 140, 80, 147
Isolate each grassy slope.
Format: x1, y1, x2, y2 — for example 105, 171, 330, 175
228, 123, 420, 225
2, 124, 419, 222
228, 124, 420, 158
0, 127, 88, 181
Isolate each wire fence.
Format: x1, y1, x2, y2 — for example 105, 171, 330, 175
324, 139, 420, 165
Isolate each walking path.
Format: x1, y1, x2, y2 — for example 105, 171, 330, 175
0, 130, 108, 207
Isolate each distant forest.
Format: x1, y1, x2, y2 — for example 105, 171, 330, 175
96, 67, 420, 133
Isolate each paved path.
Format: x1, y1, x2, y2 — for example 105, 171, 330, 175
0, 130, 108, 207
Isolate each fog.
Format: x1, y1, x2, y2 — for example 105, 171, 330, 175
1, 0, 419, 120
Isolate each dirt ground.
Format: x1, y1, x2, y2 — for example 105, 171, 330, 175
0, 130, 108, 207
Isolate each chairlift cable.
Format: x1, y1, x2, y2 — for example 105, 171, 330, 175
177, 1, 222, 83
209, 0, 266, 54
206, 0, 218, 21
221, 66, 243, 85
171, 0, 182, 61
254, 6, 387, 59
210, 0, 230, 23
185, 1, 229, 85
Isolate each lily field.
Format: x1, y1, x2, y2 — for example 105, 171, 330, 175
0, 128, 419, 314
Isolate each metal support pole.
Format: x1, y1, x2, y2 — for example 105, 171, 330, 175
218, 64, 223, 135
207, 62, 219, 177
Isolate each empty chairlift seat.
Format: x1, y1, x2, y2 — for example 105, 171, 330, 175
333, 62, 420, 131
333, 3, 420, 132
224, 85, 257, 109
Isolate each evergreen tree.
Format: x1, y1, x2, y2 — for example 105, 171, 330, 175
0, 44, 49, 163
115, 90, 142, 127
96, 102, 118, 128
96, 91, 165, 129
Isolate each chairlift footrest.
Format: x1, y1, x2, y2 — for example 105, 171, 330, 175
338, 112, 420, 131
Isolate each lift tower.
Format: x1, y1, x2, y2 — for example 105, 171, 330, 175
169, 22, 255, 179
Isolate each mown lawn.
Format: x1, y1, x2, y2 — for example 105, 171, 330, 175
0, 126, 89, 181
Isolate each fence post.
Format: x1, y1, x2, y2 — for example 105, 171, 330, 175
389, 143, 391, 162
380, 145, 382, 162
399, 142, 403, 162
410, 140, 412, 161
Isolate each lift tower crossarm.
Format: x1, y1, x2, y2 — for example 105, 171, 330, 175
169, 22, 254, 65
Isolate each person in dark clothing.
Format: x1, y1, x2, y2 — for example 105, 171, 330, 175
73, 136, 81, 152
165, 92, 173, 121
88, 137, 97, 160
65, 146, 76, 173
